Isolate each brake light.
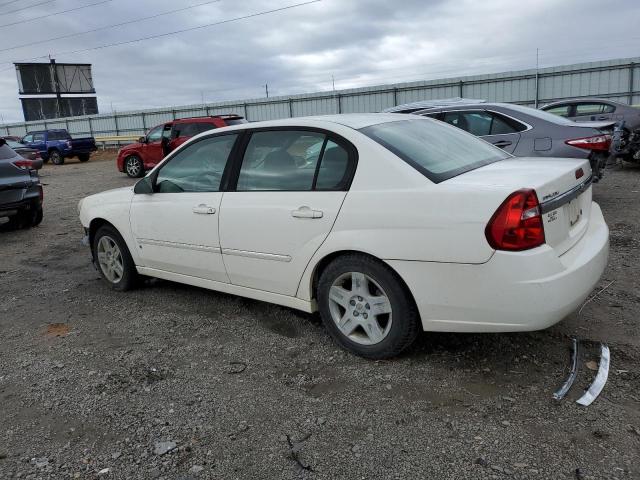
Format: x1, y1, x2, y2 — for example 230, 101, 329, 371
34, 151, 41, 159
12, 159, 34, 169
38, 184, 44, 204
485, 189, 545, 251
565, 134, 611, 151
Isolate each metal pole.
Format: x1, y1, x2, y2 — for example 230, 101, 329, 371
459, 80, 464, 98
534, 48, 539, 108
337, 94, 342, 114
288, 98, 293, 118
51, 58, 62, 119
265, 84, 269, 98
629, 62, 635, 104
393, 87, 398, 106
141, 112, 146, 130
243, 103, 249, 121
113, 114, 120, 136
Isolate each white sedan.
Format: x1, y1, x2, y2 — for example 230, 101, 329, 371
78, 114, 609, 359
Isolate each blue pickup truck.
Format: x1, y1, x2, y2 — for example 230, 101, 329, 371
21, 129, 97, 165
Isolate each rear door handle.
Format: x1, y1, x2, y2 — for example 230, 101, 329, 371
493, 140, 512, 148
193, 204, 216, 215
291, 206, 323, 219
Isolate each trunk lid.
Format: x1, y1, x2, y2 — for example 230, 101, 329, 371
447, 157, 592, 256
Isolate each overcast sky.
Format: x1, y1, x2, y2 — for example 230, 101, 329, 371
0, 0, 638, 123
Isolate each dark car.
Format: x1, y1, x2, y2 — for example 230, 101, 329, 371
117, 114, 247, 177
541, 98, 640, 164
1, 138, 43, 169
0, 138, 43, 229
410, 102, 613, 180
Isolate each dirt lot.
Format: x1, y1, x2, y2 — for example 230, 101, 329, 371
1, 152, 639, 480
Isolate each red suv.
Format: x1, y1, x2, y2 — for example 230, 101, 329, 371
117, 115, 246, 177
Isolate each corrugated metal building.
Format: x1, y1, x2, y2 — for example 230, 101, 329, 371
1, 56, 638, 139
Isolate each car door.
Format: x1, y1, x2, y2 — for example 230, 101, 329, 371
140, 124, 171, 168
442, 110, 522, 153
219, 129, 356, 296
29, 133, 46, 155
130, 133, 239, 282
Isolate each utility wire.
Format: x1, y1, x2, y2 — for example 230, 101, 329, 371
0, 0, 321, 67
0, 0, 23, 8
4, 0, 56, 15
0, 0, 112, 29
0, 0, 223, 53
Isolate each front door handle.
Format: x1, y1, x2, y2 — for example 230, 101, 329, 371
291, 206, 323, 219
493, 140, 512, 148
193, 204, 216, 215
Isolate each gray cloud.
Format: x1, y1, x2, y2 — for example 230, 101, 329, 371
0, 0, 638, 122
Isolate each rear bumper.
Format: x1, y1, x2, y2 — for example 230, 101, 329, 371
387, 202, 609, 332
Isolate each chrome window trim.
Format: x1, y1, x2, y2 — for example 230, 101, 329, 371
540, 175, 593, 214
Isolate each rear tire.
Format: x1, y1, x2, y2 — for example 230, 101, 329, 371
317, 254, 420, 359
49, 150, 64, 165
78, 153, 90, 162
92, 225, 138, 291
124, 155, 144, 178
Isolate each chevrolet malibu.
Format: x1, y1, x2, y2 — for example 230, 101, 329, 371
78, 114, 609, 359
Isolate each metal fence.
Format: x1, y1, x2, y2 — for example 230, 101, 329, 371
2, 56, 638, 142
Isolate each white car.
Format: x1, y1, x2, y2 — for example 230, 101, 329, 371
78, 114, 609, 359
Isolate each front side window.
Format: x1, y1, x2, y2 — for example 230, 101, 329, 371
22, 134, 33, 143
146, 125, 164, 142
33, 133, 44, 142
544, 105, 571, 117
155, 134, 238, 193
237, 131, 325, 191
361, 119, 509, 183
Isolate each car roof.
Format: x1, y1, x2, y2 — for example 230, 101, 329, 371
231, 113, 424, 131
541, 98, 626, 108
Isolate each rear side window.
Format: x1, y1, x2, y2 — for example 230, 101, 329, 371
0, 143, 17, 160
224, 118, 247, 126
172, 122, 216, 138
361, 119, 509, 183
48, 131, 71, 140
575, 103, 615, 115
235, 130, 353, 191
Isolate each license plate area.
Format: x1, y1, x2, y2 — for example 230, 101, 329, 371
567, 199, 582, 227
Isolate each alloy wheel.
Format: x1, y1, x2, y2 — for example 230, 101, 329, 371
126, 157, 141, 177
96, 235, 124, 283
328, 271, 393, 345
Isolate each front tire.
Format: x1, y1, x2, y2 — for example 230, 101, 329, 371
124, 155, 144, 178
78, 153, 90, 162
49, 150, 64, 165
93, 225, 138, 291
317, 254, 420, 359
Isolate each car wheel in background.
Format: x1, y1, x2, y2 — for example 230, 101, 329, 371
49, 150, 64, 165
317, 254, 420, 359
124, 155, 144, 178
93, 225, 138, 291
78, 153, 90, 162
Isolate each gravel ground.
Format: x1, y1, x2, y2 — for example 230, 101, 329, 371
1, 153, 639, 480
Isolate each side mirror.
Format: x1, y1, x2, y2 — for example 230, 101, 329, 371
134, 176, 153, 194
138, 136, 146, 144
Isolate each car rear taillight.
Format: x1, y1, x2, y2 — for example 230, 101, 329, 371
12, 159, 34, 169
38, 184, 44, 204
34, 151, 41, 159
565, 134, 611, 151
485, 189, 545, 251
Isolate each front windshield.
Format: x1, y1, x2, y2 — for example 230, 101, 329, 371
360, 118, 510, 183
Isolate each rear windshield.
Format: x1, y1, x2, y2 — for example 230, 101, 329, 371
0, 143, 18, 160
360, 119, 509, 183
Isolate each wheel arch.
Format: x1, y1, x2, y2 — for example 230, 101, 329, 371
305, 249, 419, 313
